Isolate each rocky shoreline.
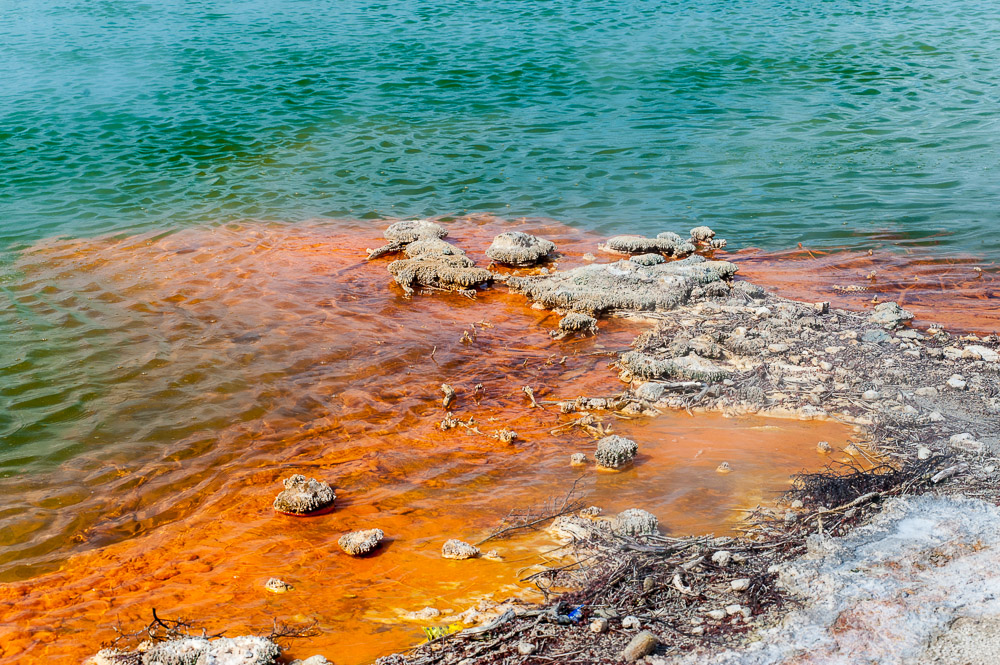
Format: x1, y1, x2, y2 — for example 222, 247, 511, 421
91, 220, 1000, 665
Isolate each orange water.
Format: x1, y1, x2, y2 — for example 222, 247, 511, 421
0, 218, 857, 664
732, 245, 1000, 334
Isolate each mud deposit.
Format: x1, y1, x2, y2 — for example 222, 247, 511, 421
0, 219, 856, 665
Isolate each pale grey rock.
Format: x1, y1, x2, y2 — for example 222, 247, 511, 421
141, 636, 280, 665
868, 301, 915, 327
485, 231, 555, 266
442, 539, 479, 560
384, 219, 448, 243
612, 508, 659, 536
338, 528, 384, 556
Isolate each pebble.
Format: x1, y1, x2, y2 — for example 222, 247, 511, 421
915, 387, 939, 397
768, 343, 790, 353
862, 389, 880, 401
947, 374, 967, 390
692, 625, 705, 635
570, 452, 587, 466
929, 410, 945, 422
917, 446, 932, 460
516, 641, 536, 656
711, 550, 732, 567
819, 361, 834, 371
725, 604, 743, 616
621, 631, 659, 663
622, 615, 642, 630
590, 618, 609, 634
816, 441, 832, 454
790, 499, 804, 509
716, 461, 731, 473
707, 609, 727, 620
264, 578, 291, 594
730, 578, 750, 592
825, 345, 845, 354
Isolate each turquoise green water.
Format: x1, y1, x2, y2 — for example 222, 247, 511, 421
3, 0, 1000, 253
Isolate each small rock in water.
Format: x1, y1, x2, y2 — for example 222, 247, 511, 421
712, 550, 732, 567
582, 252, 596, 261
264, 578, 291, 594
731, 578, 750, 592
612, 508, 659, 536
716, 461, 731, 473
621, 630, 659, 663
338, 529, 385, 556
917, 446, 932, 460
570, 452, 587, 466
590, 618, 609, 633
594, 434, 639, 469
485, 231, 556, 266
273, 475, 336, 515
947, 374, 967, 390
817, 441, 833, 455
493, 428, 517, 443
622, 615, 642, 630
557, 312, 598, 335
516, 641, 537, 656
689, 226, 716, 242
844, 444, 861, 457
442, 539, 480, 560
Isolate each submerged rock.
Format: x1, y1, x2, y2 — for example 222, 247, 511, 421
273, 475, 335, 515
387, 254, 493, 296
594, 435, 639, 469
442, 539, 480, 560
338, 528, 385, 556
485, 231, 556, 266
507, 257, 738, 316
612, 508, 659, 536
868, 301, 914, 328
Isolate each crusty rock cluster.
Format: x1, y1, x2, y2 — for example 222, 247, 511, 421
594, 435, 639, 469
273, 475, 335, 515
485, 231, 556, 266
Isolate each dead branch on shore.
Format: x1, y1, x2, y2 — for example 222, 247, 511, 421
476, 477, 585, 546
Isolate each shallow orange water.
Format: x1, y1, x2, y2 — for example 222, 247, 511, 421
732, 245, 1000, 334
0, 219, 858, 664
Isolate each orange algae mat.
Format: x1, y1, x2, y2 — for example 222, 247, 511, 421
0, 218, 857, 665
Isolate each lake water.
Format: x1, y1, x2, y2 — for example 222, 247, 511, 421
2, 1, 1000, 663
3, 0, 1000, 254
